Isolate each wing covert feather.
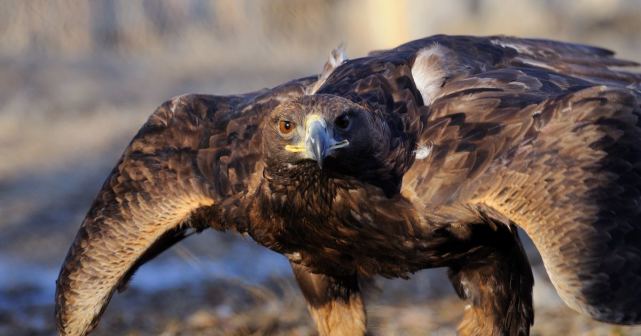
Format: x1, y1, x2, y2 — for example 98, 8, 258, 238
477, 88, 641, 323
404, 75, 641, 322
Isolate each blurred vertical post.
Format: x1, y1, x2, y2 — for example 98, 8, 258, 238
341, 0, 410, 53
90, 0, 120, 51
213, 0, 247, 36
365, 0, 410, 48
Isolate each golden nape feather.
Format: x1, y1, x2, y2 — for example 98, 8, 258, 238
56, 35, 641, 336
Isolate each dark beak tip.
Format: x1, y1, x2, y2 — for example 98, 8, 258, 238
312, 142, 325, 169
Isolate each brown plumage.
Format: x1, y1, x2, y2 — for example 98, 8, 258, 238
56, 35, 641, 336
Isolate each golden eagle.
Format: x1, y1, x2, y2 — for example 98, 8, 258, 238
56, 35, 641, 335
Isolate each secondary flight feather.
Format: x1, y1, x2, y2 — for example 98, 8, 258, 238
56, 35, 641, 336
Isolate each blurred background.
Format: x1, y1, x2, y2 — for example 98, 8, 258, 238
1, 1, 641, 335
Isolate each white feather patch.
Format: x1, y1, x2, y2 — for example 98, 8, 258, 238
414, 143, 433, 160
514, 57, 555, 71
490, 39, 531, 54
411, 45, 449, 106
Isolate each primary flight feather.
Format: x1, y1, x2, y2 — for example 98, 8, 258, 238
56, 35, 641, 336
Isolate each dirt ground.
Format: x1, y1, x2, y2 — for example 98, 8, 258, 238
4, 273, 641, 335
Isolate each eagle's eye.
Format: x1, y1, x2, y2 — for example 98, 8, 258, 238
278, 120, 296, 135
335, 114, 350, 130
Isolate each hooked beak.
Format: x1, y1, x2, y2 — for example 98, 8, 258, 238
306, 120, 330, 169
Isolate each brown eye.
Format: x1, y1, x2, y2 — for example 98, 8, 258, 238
335, 114, 350, 129
278, 120, 296, 135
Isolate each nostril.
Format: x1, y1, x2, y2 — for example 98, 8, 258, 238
335, 115, 350, 129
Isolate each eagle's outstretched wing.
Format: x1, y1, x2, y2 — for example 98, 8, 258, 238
397, 36, 641, 323
55, 77, 315, 336
408, 81, 641, 324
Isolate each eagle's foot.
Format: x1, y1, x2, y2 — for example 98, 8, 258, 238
448, 224, 534, 336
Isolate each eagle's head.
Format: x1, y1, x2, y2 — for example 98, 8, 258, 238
262, 94, 404, 195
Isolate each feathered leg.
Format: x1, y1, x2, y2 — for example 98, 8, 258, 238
290, 262, 366, 336
448, 223, 534, 336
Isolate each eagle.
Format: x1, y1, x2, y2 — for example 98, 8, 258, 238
56, 35, 641, 336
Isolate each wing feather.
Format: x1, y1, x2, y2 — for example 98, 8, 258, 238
476, 88, 641, 323
405, 71, 641, 323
